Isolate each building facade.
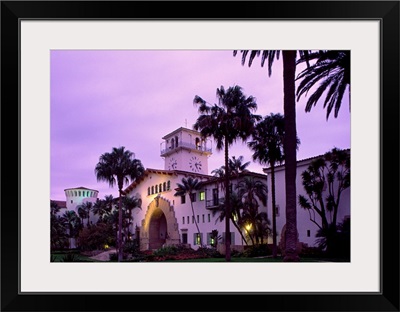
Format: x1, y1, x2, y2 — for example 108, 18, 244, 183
54, 127, 350, 253
124, 127, 268, 252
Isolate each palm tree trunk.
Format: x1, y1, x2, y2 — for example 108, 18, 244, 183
118, 191, 123, 262
224, 137, 231, 262
282, 50, 300, 262
271, 163, 278, 258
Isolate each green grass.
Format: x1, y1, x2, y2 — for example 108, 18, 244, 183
51, 251, 102, 262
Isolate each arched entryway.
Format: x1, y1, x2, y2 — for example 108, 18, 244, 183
139, 195, 180, 251
148, 208, 167, 250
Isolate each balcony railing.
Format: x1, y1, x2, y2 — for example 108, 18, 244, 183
205, 198, 225, 209
160, 141, 212, 156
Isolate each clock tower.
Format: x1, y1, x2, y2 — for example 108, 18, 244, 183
160, 127, 212, 174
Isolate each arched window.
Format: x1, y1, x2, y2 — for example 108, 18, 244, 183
175, 136, 179, 147
195, 137, 201, 150
155, 185, 158, 193
163, 182, 166, 192
151, 186, 154, 194
171, 138, 175, 149
74, 191, 77, 196
167, 181, 171, 191
159, 184, 162, 192
148, 187, 151, 196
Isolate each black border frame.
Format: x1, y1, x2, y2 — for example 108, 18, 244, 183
1, 1, 399, 311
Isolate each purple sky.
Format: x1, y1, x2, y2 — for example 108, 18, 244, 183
50, 50, 350, 201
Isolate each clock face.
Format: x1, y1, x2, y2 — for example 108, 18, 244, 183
168, 158, 177, 170
189, 156, 202, 173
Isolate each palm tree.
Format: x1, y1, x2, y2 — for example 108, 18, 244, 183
92, 199, 106, 223
77, 206, 87, 225
77, 202, 93, 227
121, 195, 142, 242
61, 210, 80, 249
228, 155, 251, 177
233, 50, 305, 261
174, 177, 203, 246
50, 200, 61, 216
296, 50, 350, 120
95, 146, 145, 262
193, 85, 261, 261
248, 113, 287, 257
212, 191, 249, 246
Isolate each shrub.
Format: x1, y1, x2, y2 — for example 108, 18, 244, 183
241, 244, 270, 257
77, 223, 115, 251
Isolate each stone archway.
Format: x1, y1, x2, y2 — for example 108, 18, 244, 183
139, 195, 180, 251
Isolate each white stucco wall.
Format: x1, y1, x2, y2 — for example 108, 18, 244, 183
126, 169, 268, 249
264, 156, 351, 248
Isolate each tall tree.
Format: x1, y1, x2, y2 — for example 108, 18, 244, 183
236, 177, 269, 244
298, 147, 350, 256
193, 85, 261, 261
95, 146, 144, 262
234, 50, 304, 261
61, 210, 80, 249
296, 50, 350, 120
228, 155, 251, 177
174, 177, 203, 246
122, 195, 142, 242
77, 202, 93, 227
248, 113, 298, 257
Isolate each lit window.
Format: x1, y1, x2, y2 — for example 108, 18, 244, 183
199, 191, 205, 201
194, 233, 201, 245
